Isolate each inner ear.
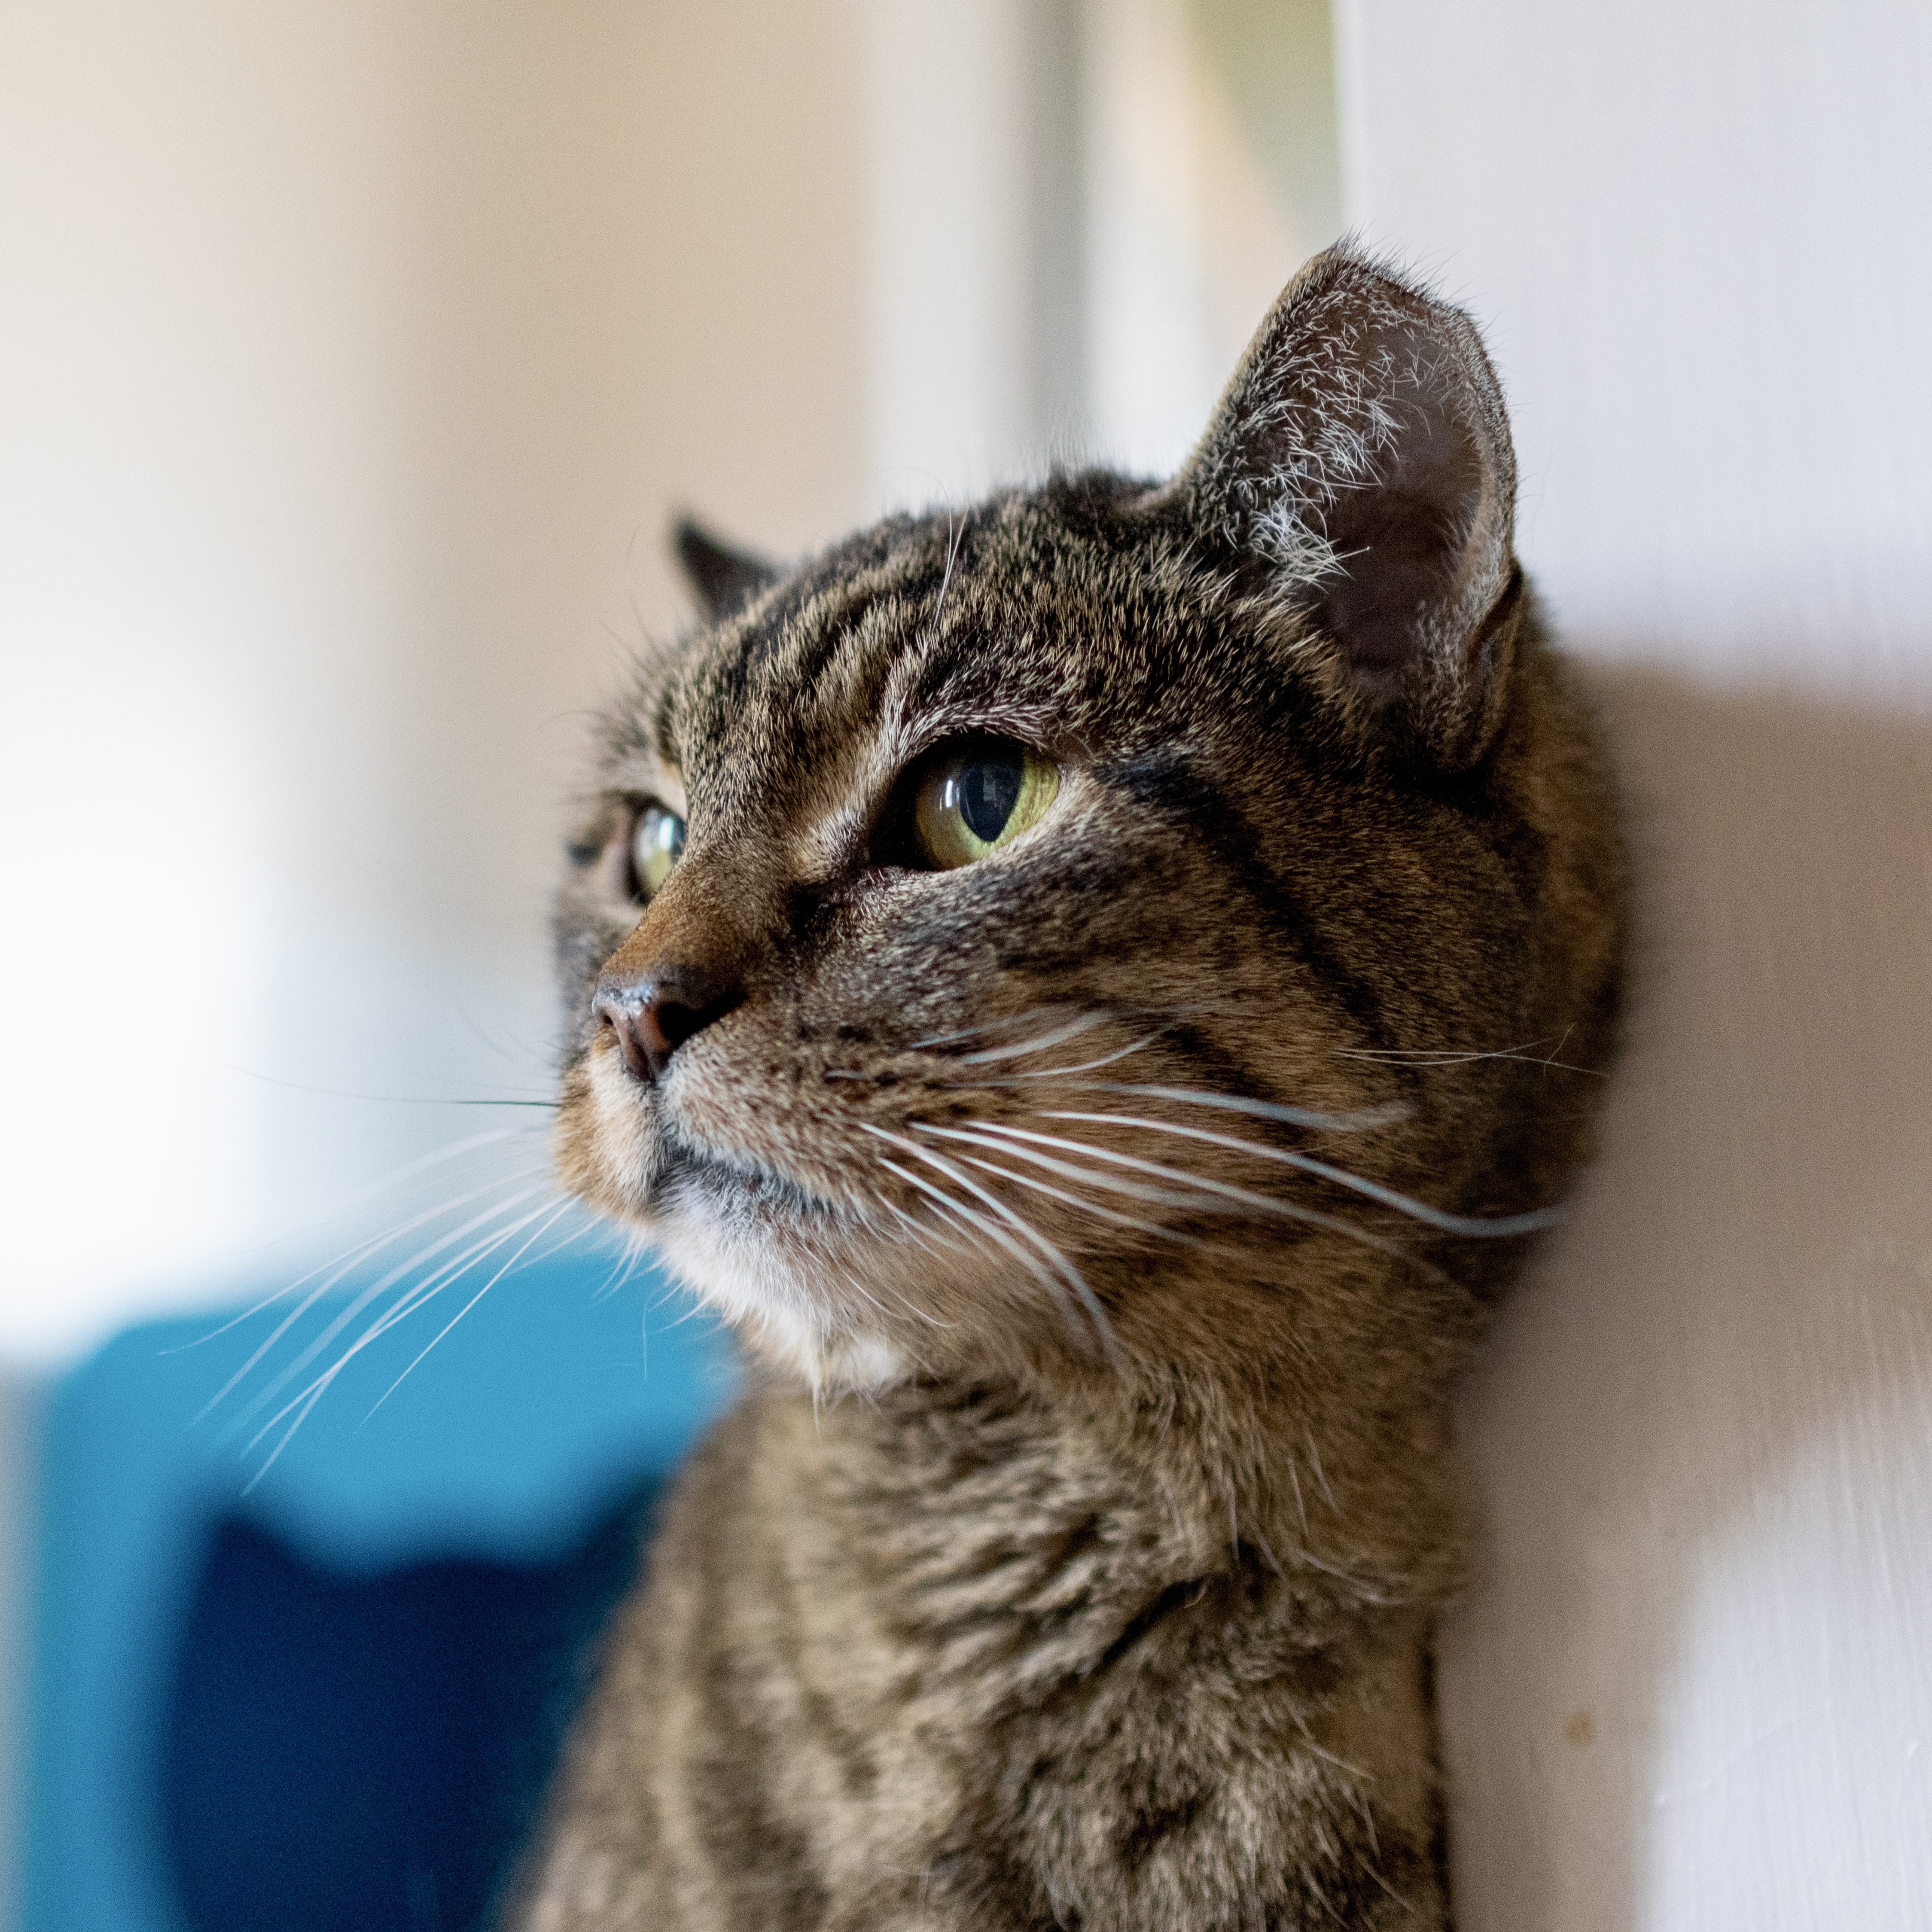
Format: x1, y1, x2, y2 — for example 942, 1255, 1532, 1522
1173, 247, 1520, 765
1306, 336, 1489, 691
673, 517, 780, 623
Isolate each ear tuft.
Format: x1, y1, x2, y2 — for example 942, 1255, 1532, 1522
673, 518, 780, 623
1175, 244, 1521, 765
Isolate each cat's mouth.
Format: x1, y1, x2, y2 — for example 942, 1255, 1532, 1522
657, 1136, 847, 1230
562, 1047, 849, 1249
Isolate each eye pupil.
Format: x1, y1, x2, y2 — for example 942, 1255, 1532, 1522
910, 741, 1058, 871
951, 756, 1021, 843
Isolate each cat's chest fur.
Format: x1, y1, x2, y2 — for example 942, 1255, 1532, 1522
509, 244, 1625, 1929
516, 1380, 1447, 1930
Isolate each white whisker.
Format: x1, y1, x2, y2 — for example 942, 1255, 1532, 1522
947, 1151, 1210, 1247
865, 1125, 1115, 1355
178, 1134, 545, 1355
833, 1265, 893, 1325
906, 1012, 1054, 1051
873, 1156, 1021, 1273
365, 1198, 576, 1419
1060, 1085, 1409, 1134
194, 1163, 552, 1421
919, 1131, 1229, 1211
1335, 1038, 1606, 1078
1305, 1429, 1336, 1510
908, 1000, 1190, 1054
871, 1138, 1119, 1361
914, 1129, 1219, 1249
890, 1286, 956, 1330
1044, 1111, 1560, 1238
271, 1203, 558, 1407
520, 1208, 598, 1271
929, 506, 965, 640
951, 1011, 1113, 1066
957, 1123, 1431, 1273
591, 1225, 652, 1303
890, 1168, 1000, 1255
240, 1198, 560, 1483
991, 1030, 1173, 1080
872, 1187, 969, 1260
219, 1184, 553, 1438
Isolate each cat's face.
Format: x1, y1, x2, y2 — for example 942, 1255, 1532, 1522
552, 250, 1624, 1392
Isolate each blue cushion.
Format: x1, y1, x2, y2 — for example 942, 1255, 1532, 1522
30, 1248, 734, 1932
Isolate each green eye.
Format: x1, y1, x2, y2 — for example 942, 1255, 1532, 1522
911, 743, 1059, 870
632, 802, 686, 897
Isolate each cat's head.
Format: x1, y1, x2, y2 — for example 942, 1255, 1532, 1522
553, 247, 1624, 1396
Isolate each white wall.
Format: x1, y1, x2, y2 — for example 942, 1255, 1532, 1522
1333, 3, 1932, 1924
1334, 0, 1932, 694
863, 0, 1045, 507
862, 0, 1344, 500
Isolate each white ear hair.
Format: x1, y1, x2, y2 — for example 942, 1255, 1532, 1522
1173, 245, 1521, 765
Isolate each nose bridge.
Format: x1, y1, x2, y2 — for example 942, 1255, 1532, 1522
603, 842, 772, 989
592, 838, 785, 1082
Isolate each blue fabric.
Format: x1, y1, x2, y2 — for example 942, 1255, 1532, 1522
29, 1250, 735, 1932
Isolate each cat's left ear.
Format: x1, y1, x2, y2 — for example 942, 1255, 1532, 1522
673, 517, 780, 623
1172, 244, 1521, 768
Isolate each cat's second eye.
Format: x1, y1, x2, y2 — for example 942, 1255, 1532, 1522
632, 803, 686, 899
909, 742, 1059, 870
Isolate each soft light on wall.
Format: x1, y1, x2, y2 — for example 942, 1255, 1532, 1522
0, 0, 873, 1366
1335, 1, 1932, 1923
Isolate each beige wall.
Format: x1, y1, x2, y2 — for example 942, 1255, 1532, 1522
0, 0, 870, 1361
1082, 0, 1340, 474
0, 13, 876, 1914
2, 22, 872, 1899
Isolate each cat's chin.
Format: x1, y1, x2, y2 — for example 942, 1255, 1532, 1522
565, 1054, 910, 1388
651, 1208, 909, 1394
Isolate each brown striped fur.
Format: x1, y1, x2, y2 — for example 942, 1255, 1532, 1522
508, 248, 1626, 1930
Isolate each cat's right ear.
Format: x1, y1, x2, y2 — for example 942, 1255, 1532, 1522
1170, 244, 1522, 768
673, 518, 780, 623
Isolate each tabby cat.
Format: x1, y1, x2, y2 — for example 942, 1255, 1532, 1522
509, 246, 1625, 1930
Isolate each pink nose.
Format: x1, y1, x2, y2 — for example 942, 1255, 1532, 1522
591, 963, 740, 1082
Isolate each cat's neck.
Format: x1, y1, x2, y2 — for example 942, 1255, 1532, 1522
765, 1357, 1462, 1671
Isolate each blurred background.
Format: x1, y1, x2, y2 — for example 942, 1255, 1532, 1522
2, 0, 1929, 1927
